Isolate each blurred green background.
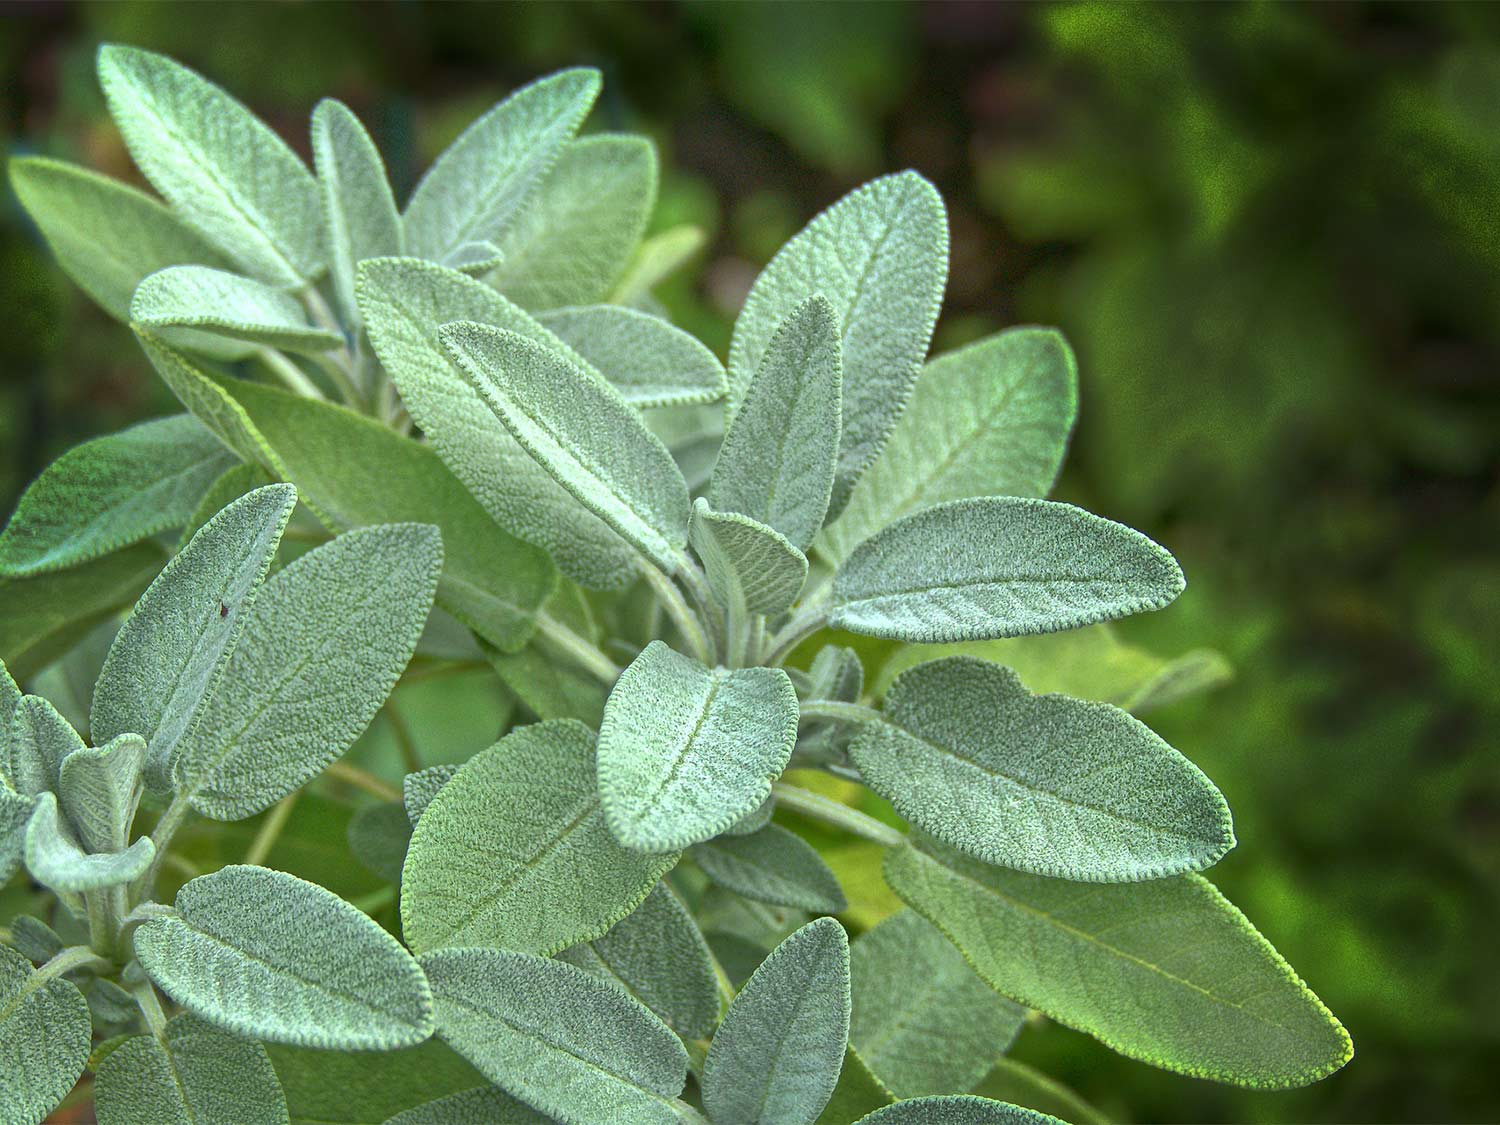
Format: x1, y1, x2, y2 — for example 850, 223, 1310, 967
3, 2, 1497, 1122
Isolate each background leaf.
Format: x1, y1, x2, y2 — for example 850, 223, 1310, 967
537, 304, 727, 408
0, 943, 91, 1125
267, 1039, 484, 1125
855, 1096, 1063, 1124
692, 824, 846, 914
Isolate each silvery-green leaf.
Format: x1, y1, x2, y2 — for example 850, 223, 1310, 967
348, 801, 412, 884
489, 135, 656, 311
0, 784, 33, 884
599, 641, 798, 853
357, 257, 639, 589
58, 732, 147, 854
132, 266, 340, 354
0, 415, 236, 579
855, 1096, 1063, 1124
311, 98, 401, 329
267, 1039, 485, 1125
441, 322, 691, 573
424, 946, 689, 1125
90, 483, 296, 775
885, 840, 1353, 1088
24, 792, 154, 892
95, 1019, 290, 1125
689, 501, 808, 618
647, 403, 724, 494
0, 657, 19, 777
729, 172, 948, 516
852, 658, 1234, 881
403, 764, 458, 827
611, 225, 705, 305
403, 69, 601, 266
560, 882, 719, 1040
177, 462, 275, 551
0, 943, 91, 1125
448, 241, 505, 275
725, 796, 775, 837
807, 646, 863, 703
402, 720, 675, 955
692, 824, 845, 914
830, 498, 1185, 643
712, 295, 841, 548
487, 639, 608, 726
9, 694, 86, 798
174, 523, 440, 820
849, 910, 1024, 1098
97, 45, 323, 286
383, 1086, 549, 1125
823, 328, 1078, 566
703, 917, 851, 1125
135, 864, 434, 1049
85, 977, 138, 1027
537, 304, 727, 409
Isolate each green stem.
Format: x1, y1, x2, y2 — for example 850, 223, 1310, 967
130, 977, 170, 1040
310, 351, 368, 411
243, 792, 299, 868
385, 703, 421, 774
85, 890, 114, 958
257, 347, 327, 400
771, 782, 906, 848
137, 793, 194, 901
798, 700, 882, 727
533, 612, 622, 685
640, 563, 714, 665
323, 761, 401, 802
765, 606, 829, 666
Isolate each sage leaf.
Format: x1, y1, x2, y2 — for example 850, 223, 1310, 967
728, 172, 948, 516
1, 783, 35, 884
6, 916, 62, 967
57, 732, 147, 854
690, 500, 809, 618
423, 946, 689, 1125
823, 327, 1078, 565
851, 658, 1234, 881
403, 69, 601, 267
487, 638, 608, 727
830, 498, 1185, 643
402, 720, 675, 955
0, 414, 236, 578
403, 764, 458, 827
973, 1058, 1110, 1125
383, 1086, 549, 1125
94, 1020, 289, 1125
855, 1096, 1063, 1125
599, 641, 799, 853
10, 693, 86, 798
97, 45, 324, 286
0, 943, 91, 1125
135, 864, 435, 1049
884, 840, 1354, 1088
692, 824, 846, 914
702, 917, 851, 1125
23, 792, 155, 892
0, 657, 19, 772
611, 224, 705, 305
132, 266, 339, 353
711, 294, 842, 549
537, 304, 728, 409
177, 461, 276, 551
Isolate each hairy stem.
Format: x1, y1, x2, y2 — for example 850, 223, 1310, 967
764, 606, 829, 666
0, 946, 113, 1023
256, 347, 327, 400
640, 563, 714, 665
798, 700, 883, 727
130, 976, 170, 1040
243, 792, 299, 868
771, 782, 906, 848
533, 612, 622, 685
137, 792, 194, 902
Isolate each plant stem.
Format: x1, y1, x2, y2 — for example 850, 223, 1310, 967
533, 612, 622, 685
798, 700, 883, 727
137, 793, 194, 900
243, 792, 299, 867
130, 977, 170, 1040
771, 782, 906, 848
385, 702, 421, 773
764, 606, 829, 666
640, 562, 714, 665
324, 760, 401, 801
257, 347, 327, 400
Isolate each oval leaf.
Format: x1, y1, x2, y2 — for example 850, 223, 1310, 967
0, 944, 91, 1125
312, 98, 401, 329
692, 824, 846, 916
855, 1096, 1063, 1125
94, 1021, 289, 1125
537, 304, 726, 409
131, 266, 340, 354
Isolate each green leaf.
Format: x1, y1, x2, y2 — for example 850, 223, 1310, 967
0, 415, 236, 579
357, 257, 639, 589
849, 910, 1024, 1098
1, 784, 35, 885
884, 841, 1354, 1088
423, 946, 689, 1125
830, 498, 1185, 643
712, 295, 842, 549
84, 977, 138, 1028
440, 322, 691, 575
813, 1047, 893, 1125
383, 1086, 550, 1125
131, 266, 340, 354
97, 45, 324, 287
348, 800, 412, 884
94, 1020, 289, 1125
5, 916, 63, 966
488, 135, 657, 311
177, 462, 276, 552
611, 225, 705, 305
403, 69, 601, 267
24, 792, 155, 892
90, 483, 297, 774
268, 1039, 484, 1125
311, 98, 401, 329
402, 720, 675, 955
854, 1096, 1063, 1124
972, 1059, 1111, 1125
0, 943, 91, 1125
403, 764, 457, 826
537, 304, 728, 409
729, 172, 948, 516
703, 917, 851, 1125
174, 523, 440, 820
0, 657, 19, 773
599, 641, 799, 853
851, 658, 1234, 881
823, 328, 1078, 566
58, 732, 147, 854
690, 500, 809, 618
487, 639, 608, 726
135, 864, 435, 1049
692, 824, 846, 914
560, 882, 720, 1040
9, 693, 85, 798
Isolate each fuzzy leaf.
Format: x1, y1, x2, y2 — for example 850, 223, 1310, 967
383, 1086, 549, 1125
972, 1059, 1110, 1125
58, 732, 147, 854
854, 1097, 1062, 1124
0, 658, 18, 772
423, 946, 689, 1125
402, 765, 457, 827
177, 462, 276, 551
885, 840, 1354, 1088
403, 69, 601, 267
830, 498, 1185, 643
402, 720, 675, 955
729, 173, 948, 516
312, 98, 401, 329
823, 328, 1078, 566
852, 658, 1234, 881
712, 295, 842, 548
692, 824, 846, 914
24, 792, 155, 891
690, 501, 809, 618
132, 266, 340, 353
0, 943, 91, 1125
94, 1021, 289, 1125
1, 783, 35, 885
9, 694, 85, 798
97, 45, 323, 286
703, 917, 851, 1125
488, 640, 608, 726
135, 864, 435, 1049
537, 304, 727, 409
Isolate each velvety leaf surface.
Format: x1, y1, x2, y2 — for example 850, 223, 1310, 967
611, 224, 705, 305
537, 304, 727, 408
9, 693, 85, 798
0, 943, 91, 1125
312, 98, 401, 328
692, 824, 846, 914
382, 1086, 550, 1125
131, 266, 340, 353
690, 501, 809, 618
0, 784, 31, 884
57, 732, 146, 853
94, 1021, 289, 1125
403, 764, 458, 826
854, 1096, 1062, 1124
24, 791, 155, 891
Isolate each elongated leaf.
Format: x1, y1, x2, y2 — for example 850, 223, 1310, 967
855, 1096, 1062, 1124
885, 841, 1354, 1088
403, 69, 601, 266
348, 801, 412, 884
135, 864, 434, 1049
830, 498, 1185, 643
824, 328, 1078, 566
690, 501, 809, 618
703, 917, 851, 1125
712, 295, 841, 548
268, 1039, 484, 1125
537, 304, 727, 409
402, 720, 675, 955
693, 824, 846, 914
611, 225, 705, 305
58, 733, 146, 853
441, 323, 691, 573
357, 257, 639, 588
599, 642, 798, 852
95, 1021, 289, 1125
98, 45, 323, 286
178, 462, 275, 551
489, 135, 656, 310
487, 638, 608, 726
0, 943, 91, 1125
0, 658, 19, 775
9, 694, 85, 798
132, 266, 339, 354
423, 946, 689, 1125
383, 1086, 549, 1125
24, 792, 155, 891
0, 415, 235, 578
729, 172, 948, 515
312, 98, 401, 328
852, 658, 1234, 881
1, 784, 35, 884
